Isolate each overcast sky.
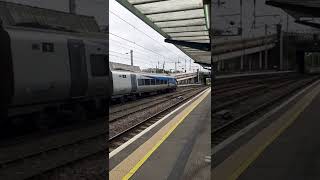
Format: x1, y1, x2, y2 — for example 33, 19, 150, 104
109, 0, 202, 72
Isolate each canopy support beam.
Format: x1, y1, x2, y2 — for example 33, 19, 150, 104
165, 39, 210, 51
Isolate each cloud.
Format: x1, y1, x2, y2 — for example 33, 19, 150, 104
109, 0, 200, 72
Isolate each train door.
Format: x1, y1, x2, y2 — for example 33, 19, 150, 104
297, 51, 305, 73
0, 27, 13, 114
68, 39, 88, 97
131, 74, 137, 92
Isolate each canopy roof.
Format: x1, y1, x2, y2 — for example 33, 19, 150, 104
266, 0, 320, 18
266, 0, 320, 29
116, 0, 211, 66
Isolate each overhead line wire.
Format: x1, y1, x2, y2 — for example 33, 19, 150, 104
110, 10, 189, 61
110, 32, 177, 63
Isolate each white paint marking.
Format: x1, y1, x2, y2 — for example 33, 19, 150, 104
109, 88, 211, 158
213, 79, 320, 154
204, 155, 211, 162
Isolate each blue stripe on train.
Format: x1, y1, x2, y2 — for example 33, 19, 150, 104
144, 75, 177, 84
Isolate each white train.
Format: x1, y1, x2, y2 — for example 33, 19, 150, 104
111, 70, 177, 99
0, 25, 109, 121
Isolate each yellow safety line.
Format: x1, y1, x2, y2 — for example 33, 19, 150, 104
228, 82, 320, 180
122, 88, 211, 180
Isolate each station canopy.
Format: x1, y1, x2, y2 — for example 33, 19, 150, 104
116, 0, 211, 66
266, 0, 320, 18
266, 0, 320, 29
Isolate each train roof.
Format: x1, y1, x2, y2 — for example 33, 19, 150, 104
5, 25, 107, 40
111, 70, 176, 78
0, 1, 101, 34
143, 73, 175, 78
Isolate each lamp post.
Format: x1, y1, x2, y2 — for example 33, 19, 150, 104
125, 50, 133, 66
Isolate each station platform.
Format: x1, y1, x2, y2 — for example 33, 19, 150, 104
215, 70, 294, 79
212, 79, 320, 180
109, 88, 211, 179
177, 83, 203, 87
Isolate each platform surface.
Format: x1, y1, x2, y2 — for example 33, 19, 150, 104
238, 84, 320, 180
132, 93, 211, 180
212, 80, 320, 180
109, 88, 211, 179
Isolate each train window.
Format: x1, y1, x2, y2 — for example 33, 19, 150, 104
138, 79, 143, 86
160, 80, 164, 84
42, 42, 54, 52
164, 80, 168, 84
151, 79, 155, 85
145, 79, 151, 85
32, 44, 40, 50
90, 54, 108, 76
156, 79, 160, 85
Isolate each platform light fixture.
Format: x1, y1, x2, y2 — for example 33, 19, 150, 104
204, 0, 211, 30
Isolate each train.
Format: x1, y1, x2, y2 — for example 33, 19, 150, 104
0, 23, 177, 125
205, 78, 211, 86
304, 52, 320, 74
0, 25, 109, 123
110, 70, 177, 101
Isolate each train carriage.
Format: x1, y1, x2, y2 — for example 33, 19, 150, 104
111, 70, 177, 99
0, 25, 109, 121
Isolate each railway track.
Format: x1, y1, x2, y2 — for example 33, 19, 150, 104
213, 73, 299, 94
0, 85, 206, 179
214, 72, 295, 86
109, 86, 209, 152
0, 119, 106, 180
109, 86, 202, 122
212, 75, 319, 146
213, 78, 299, 111
109, 86, 195, 110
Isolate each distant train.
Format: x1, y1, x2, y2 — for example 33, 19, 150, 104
111, 70, 177, 100
205, 78, 211, 86
305, 52, 320, 74
0, 25, 109, 122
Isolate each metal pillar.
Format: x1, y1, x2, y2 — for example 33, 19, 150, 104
163, 61, 165, 73
259, 51, 263, 69
265, 50, 268, 69
240, 56, 244, 70
130, 50, 133, 66
221, 60, 224, 70
276, 24, 283, 70
157, 61, 159, 73
174, 62, 177, 73
197, 69, 200, 84
69, 0, 76, 14
279, 29, 283, 70
248, 56, 252, 71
